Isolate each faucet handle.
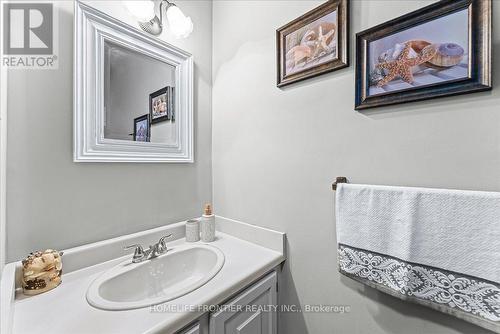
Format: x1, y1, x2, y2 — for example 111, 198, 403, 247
157, 234, 173, 252
124, 244, 146, 262
159, 234, 173, 243
124, 244, 144, 252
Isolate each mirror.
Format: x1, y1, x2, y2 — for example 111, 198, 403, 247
103, 42, 177, 144
74, 2, 193, 162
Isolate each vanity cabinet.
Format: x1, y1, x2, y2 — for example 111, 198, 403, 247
177, 271, 278, 334
209, 271, 277, 334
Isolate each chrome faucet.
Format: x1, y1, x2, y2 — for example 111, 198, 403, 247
124, 234, 173, 263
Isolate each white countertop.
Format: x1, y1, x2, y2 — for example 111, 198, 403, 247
2, 217, 286, 334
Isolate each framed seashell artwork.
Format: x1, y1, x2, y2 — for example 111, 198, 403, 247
276, 0, 349, 87
355, 0, 491, 110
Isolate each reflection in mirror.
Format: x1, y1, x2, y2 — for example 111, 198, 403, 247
103, 41, 177, 144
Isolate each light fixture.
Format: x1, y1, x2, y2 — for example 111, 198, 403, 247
122, 0, 193, 38
165, 4, 193, 39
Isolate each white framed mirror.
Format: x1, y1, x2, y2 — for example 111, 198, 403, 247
74, 1, 193, 162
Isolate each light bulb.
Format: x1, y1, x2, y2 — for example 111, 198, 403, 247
166, 5, 193, 39
122, 0, 155, 22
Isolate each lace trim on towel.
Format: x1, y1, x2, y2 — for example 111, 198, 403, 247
338, 244, 500, 322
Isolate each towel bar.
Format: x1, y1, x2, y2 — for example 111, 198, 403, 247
332, 177, 348, 191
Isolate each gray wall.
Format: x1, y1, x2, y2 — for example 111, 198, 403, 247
6, 0, 213, 261
212, 1, 500, 334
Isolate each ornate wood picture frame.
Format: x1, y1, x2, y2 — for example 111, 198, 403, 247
276, 0, 349, 87
355, 0, 491, 110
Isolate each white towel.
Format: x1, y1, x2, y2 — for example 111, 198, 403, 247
336, 183, 500, 333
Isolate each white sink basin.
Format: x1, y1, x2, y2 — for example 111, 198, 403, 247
86, 244, 225, 310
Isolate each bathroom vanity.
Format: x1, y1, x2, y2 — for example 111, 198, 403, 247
0, 217, 286, 334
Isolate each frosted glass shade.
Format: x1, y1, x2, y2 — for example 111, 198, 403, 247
166, 5, 193, 38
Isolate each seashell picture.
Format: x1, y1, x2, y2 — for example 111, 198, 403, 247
284, 12, 337, 76
367, 8, 469, 97
277, 0, 348, 87
355, 0, 491, 110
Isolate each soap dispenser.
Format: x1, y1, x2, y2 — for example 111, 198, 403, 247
200, 204, 215, 242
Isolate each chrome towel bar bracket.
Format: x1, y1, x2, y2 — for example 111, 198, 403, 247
332, 177, 348, 191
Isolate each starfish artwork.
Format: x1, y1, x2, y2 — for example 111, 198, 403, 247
312, 26, 336, 58
376, 42, 436, 87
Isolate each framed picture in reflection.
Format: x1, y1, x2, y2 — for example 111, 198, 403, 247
149, 86, 170, 124
133, 114, 150, 142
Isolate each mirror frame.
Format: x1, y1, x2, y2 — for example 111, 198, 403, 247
74, 1, 193, 163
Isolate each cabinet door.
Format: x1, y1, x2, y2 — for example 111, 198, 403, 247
210, 271, 277, 334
